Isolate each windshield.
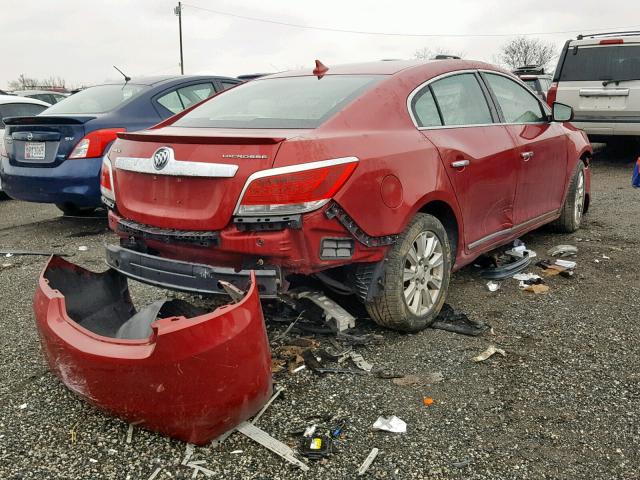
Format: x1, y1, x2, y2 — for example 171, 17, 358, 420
43, 84, 148, 114
560, 44, 640, 82
173, 75, 383, 129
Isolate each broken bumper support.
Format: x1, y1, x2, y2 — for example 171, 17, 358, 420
33, 255, 272, 445
105, 244, 281, 297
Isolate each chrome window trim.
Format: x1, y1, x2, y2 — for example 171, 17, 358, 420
407, 69, 551, 130
233, 156, 359, 215
115, 155, 239, 178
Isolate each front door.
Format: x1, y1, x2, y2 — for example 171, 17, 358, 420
481, 72, 568, 225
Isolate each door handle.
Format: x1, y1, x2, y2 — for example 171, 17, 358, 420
450, 160, 470, 168
521, 151, 534, 161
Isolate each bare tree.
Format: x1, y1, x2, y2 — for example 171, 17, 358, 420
498, 36, 556, 69
414, 46, 462, 60
7, 74, 69, 91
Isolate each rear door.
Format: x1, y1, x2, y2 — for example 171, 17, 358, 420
413, 72, 521, 250
481, 72, 568, 225
556, 41, 640, 133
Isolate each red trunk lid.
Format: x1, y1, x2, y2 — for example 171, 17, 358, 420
112, 127, 307, 230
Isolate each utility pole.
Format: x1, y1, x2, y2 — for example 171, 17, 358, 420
174, 2, 184, 74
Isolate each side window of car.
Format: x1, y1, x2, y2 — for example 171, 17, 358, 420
411, 87, 442, 127
484, 73, 546, 123
220, 81, 239, 91
177, 83, 216, 109
157, 90, 183, 114
430, 73, 493, 126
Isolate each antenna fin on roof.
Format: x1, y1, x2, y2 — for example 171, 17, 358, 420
313, 60, 329, 78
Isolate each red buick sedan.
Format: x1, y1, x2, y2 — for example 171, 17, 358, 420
100, 59, 591, 332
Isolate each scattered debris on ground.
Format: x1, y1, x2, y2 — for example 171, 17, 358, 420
472, 345, 506, 362
372, 416, 407, 433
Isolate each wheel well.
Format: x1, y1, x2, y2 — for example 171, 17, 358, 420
419, 201, 459, 260
580, 152, 591, 214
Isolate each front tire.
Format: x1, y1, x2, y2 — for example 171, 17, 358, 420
550, 162, 586, 233
366, 213, 451, 332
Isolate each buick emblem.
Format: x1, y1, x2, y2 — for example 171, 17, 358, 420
152, 147, 172, 171
26, 133, 33, 141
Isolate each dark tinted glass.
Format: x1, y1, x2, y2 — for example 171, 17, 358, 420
560, 45, 640, 81
173, 75, 383, 129
0, 103, 48, 126
44, 84, 148, 114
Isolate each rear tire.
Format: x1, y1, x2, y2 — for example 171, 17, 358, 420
550, 162, 586, 233
366, 213, 451, 332
55, 203, 97, 216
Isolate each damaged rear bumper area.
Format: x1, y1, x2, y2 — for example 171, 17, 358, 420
33, 255, 272, 445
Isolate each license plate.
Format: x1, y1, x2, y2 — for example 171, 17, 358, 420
25, 142, 46, 160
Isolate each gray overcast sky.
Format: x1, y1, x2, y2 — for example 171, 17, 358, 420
1, 0, 639, 89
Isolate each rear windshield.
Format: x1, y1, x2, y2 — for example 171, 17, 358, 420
173, 75, 383, 129
43, 84, 148, 114
560, 44, 640, 82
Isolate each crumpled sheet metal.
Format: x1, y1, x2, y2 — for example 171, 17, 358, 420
33, 255, 272, 445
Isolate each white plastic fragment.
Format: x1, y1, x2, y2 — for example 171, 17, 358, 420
303, 425, 317, 437
126, 424, 134, 444
230, 450, 243, 454
555, 259, 576, 269
78, 246, 88, 252
349, 351, 373, 372
358, 447, 380, 476
372, 415, 407, 433
18, 403, 27, 409
472, 345, 506, 362
292, 365, 306, 373
182, 443, 195, 465
89, 458, 98, 463
236, 421, 309, 471
486, 281, 500, 292
148, 467, 162, 480
251, 386, 284, 425
513, 272, 541, 282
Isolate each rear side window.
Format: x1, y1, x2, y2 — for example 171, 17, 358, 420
484, 73, 545, 123
178, 83, 216, 109
220, 81, 239, 90
0, 103, 48, 126
157, 83, 217, 114
44, 84, 147, 114
411, 87, 442, 127
560, 44, 640, 81
430, 73, 493, 126
173, 75, 383, 129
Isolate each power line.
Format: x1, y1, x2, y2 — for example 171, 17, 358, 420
182, 3, 640, 38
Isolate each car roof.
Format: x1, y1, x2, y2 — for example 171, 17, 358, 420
12, 89, 68, 95
0, 94, 50, 106
261, 59, 504, 79
100, 75, 240, 87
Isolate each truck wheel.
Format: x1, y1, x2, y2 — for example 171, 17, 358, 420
550, 162, 586, 233
366, 213, 451, 332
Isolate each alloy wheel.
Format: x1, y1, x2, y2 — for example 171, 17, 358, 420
402, 231, 444, 316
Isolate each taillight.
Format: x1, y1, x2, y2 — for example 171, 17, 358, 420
69, 128, 125, 159
100, 156, 116, 207
546, 82, 558, 107
235, 157, 358, 216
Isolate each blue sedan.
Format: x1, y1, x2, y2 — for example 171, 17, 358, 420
0, 75, 240, 214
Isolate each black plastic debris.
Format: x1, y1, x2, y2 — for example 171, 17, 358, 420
480, 251, 532, 279
299, 436, 333, 459
431, 304, 489, 336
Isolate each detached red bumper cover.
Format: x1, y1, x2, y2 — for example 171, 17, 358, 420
33, 256, 272, 445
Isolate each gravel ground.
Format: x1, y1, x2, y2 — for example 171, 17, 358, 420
0, 147, 638, 479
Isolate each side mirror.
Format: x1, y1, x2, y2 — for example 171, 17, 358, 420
552, 102, 574, 122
